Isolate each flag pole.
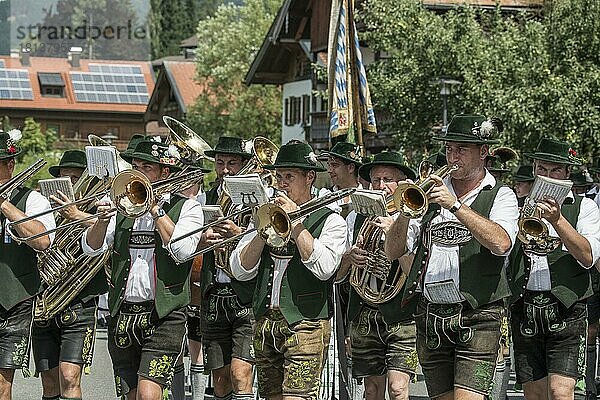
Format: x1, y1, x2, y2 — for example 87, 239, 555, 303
348, 0, 364, 158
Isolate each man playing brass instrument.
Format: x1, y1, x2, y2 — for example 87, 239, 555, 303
508, 138, 600, 400
386, 114, 519, 400
231, 140, 348, 400
81, 139, 204, 400
0, 129, 56, 400
337, 151, 418, 400
324, 141, 363, 218
32, 149, 108, 400
198, 136, 256, 400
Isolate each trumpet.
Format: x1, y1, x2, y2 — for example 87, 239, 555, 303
392, 161, 459, 218
517, 198, 561, 254
169, 188, 356, 263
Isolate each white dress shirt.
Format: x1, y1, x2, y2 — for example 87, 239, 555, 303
526, 192, 600, 291
406, 171, 519, 302
81, 194, 204, 302
4, 190, 56, 245
230, 197, 348, 308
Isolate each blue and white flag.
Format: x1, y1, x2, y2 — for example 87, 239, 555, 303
328, 0, 377, 142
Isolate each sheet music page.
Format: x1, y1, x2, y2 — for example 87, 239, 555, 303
38, 177, 74, 206
202, 205, 224, 223
85, 146, 119, 178
529, 175, 573, 206
224, 174, 270, 206
424, 279, 465, 304
350, 189, 389, 217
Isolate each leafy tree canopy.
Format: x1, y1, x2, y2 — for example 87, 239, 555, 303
361, 0, 600, 166
186, 0, 282, 147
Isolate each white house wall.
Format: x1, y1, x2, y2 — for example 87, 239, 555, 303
281, 79, 312, 145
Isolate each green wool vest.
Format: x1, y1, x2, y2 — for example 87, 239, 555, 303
109, 195, 193, 319
508, 196, 592, 308
199, 185, 256, 306
346, 213, 414, 325
254, 207, 335, 325
0, 187, 41, 311
401, 182, 507, 314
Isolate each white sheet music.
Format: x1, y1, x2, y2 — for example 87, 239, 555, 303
529, 175, 573, 206
424, 279, 465, 304
39, 177, 74, 206
350, 189, 389, 217
202, 205, 224, 223
85, 146, 119, 178
223, 174, 270, 206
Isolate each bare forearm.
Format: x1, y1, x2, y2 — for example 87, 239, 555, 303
240, 235, 265, 270
552, 216, 593, 267
86, 221, 110, 250
337, 252, 352, 281
154, 215, 175, 244
384, 216, 409, 260
454, 205, 511, 255
1, 202, 50, 250
292, 223, 314, 261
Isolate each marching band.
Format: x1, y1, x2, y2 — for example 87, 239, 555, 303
1, 113, 600, 400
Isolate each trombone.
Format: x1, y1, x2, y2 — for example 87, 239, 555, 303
169, 188, 356, 264
9, 169, 204, 242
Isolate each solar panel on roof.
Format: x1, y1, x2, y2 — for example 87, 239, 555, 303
0, 60, 5, 68
38, 73, 65, 87
70, 63, 149, 104
0, 67, 34, 100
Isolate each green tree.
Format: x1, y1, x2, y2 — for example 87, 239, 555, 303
2, 116, 62, 185
186, 0, 282, 146
361, 0, 600, 165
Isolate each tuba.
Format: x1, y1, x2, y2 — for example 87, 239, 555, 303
349, 161, 458, 304
214, 137, 279, 277
517, 198, 561, 254
34, 154, 112, 321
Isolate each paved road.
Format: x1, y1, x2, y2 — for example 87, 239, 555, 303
13, 327, 526, 399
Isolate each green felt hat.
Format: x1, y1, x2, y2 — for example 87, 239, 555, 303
204, 136, 252, 159
49, 150, 87, 177
485, 154, 510, 174
120, 134, 146, 159
358, 151, 416, 183
263, 140, 326, 172
525, 137, 582, 166
0, 129, 22, 160
513, 165, 534, 182
325, 142, 363, 166
121, 140, 181, 171
570, 170, 593, 187
426, 147, 447, 168
433, 114, 502, 145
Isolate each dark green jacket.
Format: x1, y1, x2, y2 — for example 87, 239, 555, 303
0, 186, 41, 311
508, 195, 592, 308
109, 195, 193, 318
401, 182, 507, 314
347, 213, 413, 325
254, 208, 335, 325
200, 184, 256, 306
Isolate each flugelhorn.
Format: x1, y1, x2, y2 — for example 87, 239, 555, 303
169, 188, 356, 263
517, 198, 561, 254
392, 161, 459, 218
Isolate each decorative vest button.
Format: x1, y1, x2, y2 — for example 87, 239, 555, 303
519, 294, 523, 297
522, 285, 526, 289
408, 290, 413, 294
421, 261, 426, 265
